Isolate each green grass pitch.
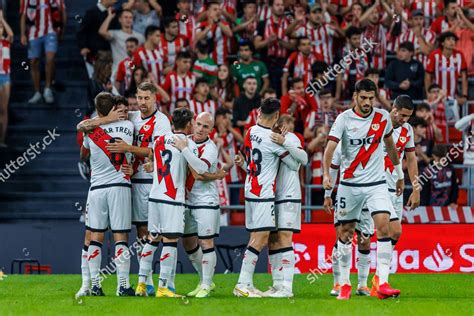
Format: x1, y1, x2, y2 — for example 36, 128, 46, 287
0, 274, 473, 315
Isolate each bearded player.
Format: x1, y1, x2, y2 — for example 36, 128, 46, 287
323, 79, 404, 300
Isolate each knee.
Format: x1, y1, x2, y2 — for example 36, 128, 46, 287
376, 224, 390, 238
340, 226, 355, 243
45, 54, 55, 64
390, 229, 402, 241
199, 239, 214, 250
279, 232, 293, 247
148, 231, 161, 243
249, 232, 269, 251
357, 235, 371, 250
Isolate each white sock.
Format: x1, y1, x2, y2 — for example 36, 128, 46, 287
280, 248, 295, 291
186, 245, 203, 283
87, 241, 102, 288
81, 246, 90, 289
357, 249, 371, 288
377, 238, 392, 284
202, 248, 217, 288
337, 239, 352, 286
237, 246, 259, 287
168, 249, 178, 290
158, 242, 177, 288
332, 243, 340, 286
138, 241, 159, 284
269, 250, 283, 289
115, 242, 131, 289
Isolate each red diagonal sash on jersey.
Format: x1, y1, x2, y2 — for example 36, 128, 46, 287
89, 127, 130, 180
385, 126, 410, 173
244, 129, 263, 196
132, 116, 156, 174
343, 112, 388, 179
185, 144, 206, 192
154, 135, 177, 199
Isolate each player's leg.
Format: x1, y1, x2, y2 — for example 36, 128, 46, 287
355, 208, 373, 296
234, 201, 275, 297
88, 231, 105, 296
27, 37, 42, 103
331, 220, 342, 296
43, 33, 58, 103
183, 207, 203, 293
267, 232, 283, 293
0, 80, 11, 145
367, 184, 400, 299
75, 229, 91, 299
389, 191, 403, 249
273, 230, 295, 297
112, 231, 134, 296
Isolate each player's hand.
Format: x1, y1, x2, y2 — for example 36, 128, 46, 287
270, 132, 285, 145
106, 139, 130, 153
215, 168, 227, 180
280, 125, 289, 136
80, 47, 91, 57
172, 136, 188, 151
107, 107, 127, 122
323, 174, 332, 190
323, 197, 333, 214
120, 163, 133, 176
234, 151, 245, 167
449, 203, 458, 209
406, 189, 420, 210
143, 158, 154, 173
396, 179, 404, 196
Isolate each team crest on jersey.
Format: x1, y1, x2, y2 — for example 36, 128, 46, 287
143, 124, 151, 131
399, 136, 406, 143
253, 66, 259, 71
371, 123, 380, 131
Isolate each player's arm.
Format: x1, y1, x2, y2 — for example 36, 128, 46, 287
106, 141, 151, 158
405, 150, 420, 210
322, 140, 338, 190
173, 137, 208, 174
384, 134, 405, 196
270, 132, 308, 165
280, 153, 300, 171
76, 107, 126, 133
455, 113, 474, 131
80, 145, 90, 161
234, 151, 248, 172
189, 166, 227, 181
323, 164, 339, 214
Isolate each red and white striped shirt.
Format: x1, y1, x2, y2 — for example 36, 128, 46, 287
189, 98, 218, 116
20, 0, 64, 40
178, 13, 196, 44
385, 9, 410, 52
160, 34, 188, 68
244, 108, 259, 131
258, 15, 291, 59
362, 24, 387, 70
195, 21, 231, 65
341, 45, 369, 89
426, 48, 467, 98
397, 28, 436, 69
410, 0, 440, 28
162, 71, 195, 112
258, 4, 271, 21
283, 51, 323, 86
133, 46, 164, 84
0, 39, 11, 75
310, 150, 323, 185
115, 57, 134, 91
296, 22, 336, 65
305, 110, 339, 131
431, 16, 453, 35
210, 129, 243, 183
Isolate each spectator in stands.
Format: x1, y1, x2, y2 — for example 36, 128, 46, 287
425, 83, 448, 143
160, 17, 188, 69
335, 26, 368, 101
177, 0, 196, 44
231, 39, 269, 95
425, 31, 468, 104
385, 41, 425, 100
397, 9, 436, 70
244, 87, 277, 132
175, 98, 190, 110
0, 11, 12, 147
125, 92, 139, 111
295, 3, 343, 67
114, 37, 139, 95
455, 112, 474, 205
303, 89, 337, 140
21, 0, 66, 104
193, 40, 218, 84
408, 0, 440, 28
421, 144, 459, 207
282, 36, 323, 96
452, 7, 474, 78
307, 124, 330, 206
233, 0, 258, 42
339, 3, 364, 30
162, 51, 195, 113
430, 0, 459, 35
77, 0, 117, 62
232, 76, 260, 131
280, 77, 318, 134
122, 0, 162, 35
89, 51, 113, 102
99, 9, 145, 77
361, 3, 388, 71
365, 68, 391, 110
212, 64, 239, 110
189, 78, 217, 116
416, 102, 443, 143
254, 0, 295, 96
125, 66, 147, 96
194, 1, 233, 65
411, 116, 433, 170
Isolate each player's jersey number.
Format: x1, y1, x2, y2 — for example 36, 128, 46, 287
245, 147, 262, 177
158, 149, 172, 177
109, 138, 125, 167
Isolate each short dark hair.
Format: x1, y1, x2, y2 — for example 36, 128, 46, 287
95, 92, 115, 116
319, 88, 332, 97
125, 37, 139, 46
176, 98, 189, 106
138, 81, 158, 94
260, 97, 280, 115
416, 102, 431, 112
176, 51, 192, 60
438, 31, 459, 46
432, 144, 448, 158
215, 107, 231, 118
312, 61, 329, 77
114, 95, 129, 107
290, 77, 304, 87
399, 41, 415, 52
163, 16, 178, 29
261, 87, 276, 98
172, 108, 194, 130
119, 9, 133, 18
354, 79, 377, 93
345, 26, 362, 39
196, 40, 209, 54
365, 68, 380, 77
393, 95, 414, 111
243, 76, 257, 84
145, 25, 160, 39
410, 116, 427, 128
428, 83, 441, 92
297, 36, 310, 47
243, 0, 257, 7
238, 38, 255, 52
195, 77, 209, 87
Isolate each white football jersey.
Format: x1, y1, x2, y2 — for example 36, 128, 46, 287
275, 132, 303, 201
149, 133, 199, 203
129, 110, 172, 180
83, 121, 134, 187
384, 123, 415, 190
244, 124, 291, 200
329, 108, 393, 185
186, 137, 219, 206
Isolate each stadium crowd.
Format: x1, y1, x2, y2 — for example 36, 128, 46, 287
12, 0, 474, 208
